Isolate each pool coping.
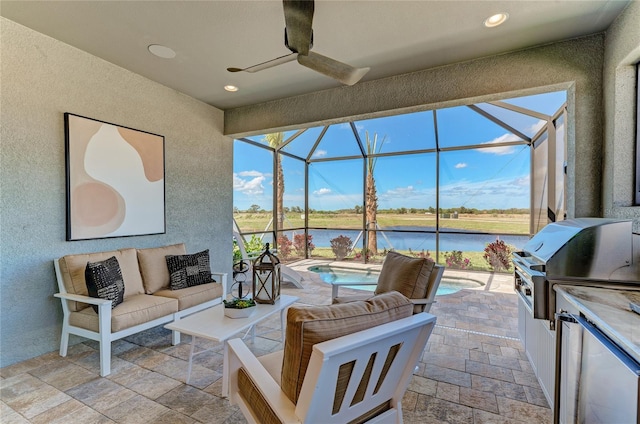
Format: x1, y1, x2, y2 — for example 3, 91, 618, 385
283, 258, 516, 294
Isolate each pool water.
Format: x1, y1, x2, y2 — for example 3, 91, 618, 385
308, 265, 483, 296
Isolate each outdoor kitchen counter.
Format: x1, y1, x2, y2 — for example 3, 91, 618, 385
554, 284, 640, 364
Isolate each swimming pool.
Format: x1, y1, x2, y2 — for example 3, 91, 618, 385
308, 264, 484, 296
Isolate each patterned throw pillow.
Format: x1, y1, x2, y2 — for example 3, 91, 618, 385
85, 256, 125, 313
165, 249, 213, 290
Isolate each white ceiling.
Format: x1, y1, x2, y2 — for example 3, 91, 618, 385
1, 0, 630, 110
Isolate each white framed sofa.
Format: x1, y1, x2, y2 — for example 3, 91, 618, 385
54, 243, 227, 377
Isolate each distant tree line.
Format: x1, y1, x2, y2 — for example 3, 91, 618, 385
235, 205, 529, 215
377, 206, 529, 215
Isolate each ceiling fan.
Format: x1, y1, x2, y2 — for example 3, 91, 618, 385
227, 0, 370, 86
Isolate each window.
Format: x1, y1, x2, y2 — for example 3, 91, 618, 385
234, 91, 567, 270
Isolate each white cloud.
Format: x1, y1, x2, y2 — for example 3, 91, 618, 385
312, 149, 327, 158
238, 170, 263, 177
512, 175, 530, 187
376, 185, 436, 209
339, 122, 364, 132
438, 175, 529, 209
233, 172, 265, 195
476, 133, 518, 155
526, 119, 547, 136
382, 186, 415, 198
308, 192, 362, 210
313, 188, 332, 195
455, 163, 467, 169
379, 186, 416, 202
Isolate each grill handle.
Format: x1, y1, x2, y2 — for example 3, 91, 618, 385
513, 251, 546, 273
553, 311, 576, 424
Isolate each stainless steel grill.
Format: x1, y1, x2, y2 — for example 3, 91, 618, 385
513, 218, 635, 321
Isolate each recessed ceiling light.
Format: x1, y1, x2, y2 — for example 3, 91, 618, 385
148, 44, 176, 59
224, 85, 239, 92
484, 13, 509, 28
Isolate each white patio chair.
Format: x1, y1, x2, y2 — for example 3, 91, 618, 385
332, 251, 445, 313
228, 304, 436, 423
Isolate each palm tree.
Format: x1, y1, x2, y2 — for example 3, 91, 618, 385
264, 132, 285, 233
364, 131, 387, 256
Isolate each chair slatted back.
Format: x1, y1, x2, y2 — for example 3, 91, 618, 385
296, 313, 436, 423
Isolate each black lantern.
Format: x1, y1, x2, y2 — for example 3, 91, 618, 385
252, 243, 281, 304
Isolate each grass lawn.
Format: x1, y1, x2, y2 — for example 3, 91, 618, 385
235, 212, 529, 234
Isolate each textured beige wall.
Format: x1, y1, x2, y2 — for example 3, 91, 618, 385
603, 1, 640, 232
0, 18, 233, 367
225, 35, 606, 220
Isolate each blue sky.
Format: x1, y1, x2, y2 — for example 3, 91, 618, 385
233, 91, 566, 211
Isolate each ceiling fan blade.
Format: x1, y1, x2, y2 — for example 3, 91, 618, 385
227, 53, 297, 73
283, 0, 314, 55
297, 51, 370, 85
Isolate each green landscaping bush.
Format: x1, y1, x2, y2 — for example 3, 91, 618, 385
233, 234, 265, 262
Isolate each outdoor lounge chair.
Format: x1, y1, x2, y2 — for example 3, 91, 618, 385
227, 291, 437, 423
331, 251, 445, 313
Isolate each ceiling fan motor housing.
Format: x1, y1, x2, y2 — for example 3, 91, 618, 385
284, 27, 313, 54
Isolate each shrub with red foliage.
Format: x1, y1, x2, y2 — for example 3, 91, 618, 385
277, 235, 292, 259
483, 239, 513, 272
293, 234, 315, 256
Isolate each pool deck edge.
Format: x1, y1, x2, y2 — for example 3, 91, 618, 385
284, 259, 515, 295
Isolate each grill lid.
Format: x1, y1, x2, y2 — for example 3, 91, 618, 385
523, 218, 601, 263
521, 218, 632, 280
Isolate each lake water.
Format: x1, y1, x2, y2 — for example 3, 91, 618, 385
298, 226, 529, 253
308, 264, 484, 296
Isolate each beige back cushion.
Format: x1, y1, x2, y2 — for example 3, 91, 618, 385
137, 243, 186, 294
58, 248, 144, 312
281, 291, 413, 404
374, 251, 435, 300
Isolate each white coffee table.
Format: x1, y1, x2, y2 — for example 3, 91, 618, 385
165, 294, 299, 396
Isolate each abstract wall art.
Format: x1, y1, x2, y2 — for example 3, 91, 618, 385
65, 113, 165, 240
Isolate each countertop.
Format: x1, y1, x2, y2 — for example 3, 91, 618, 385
554, 284, 640, 364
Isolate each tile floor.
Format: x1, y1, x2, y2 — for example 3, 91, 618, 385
1, 263, 551, 423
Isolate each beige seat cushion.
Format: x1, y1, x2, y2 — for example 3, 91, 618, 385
281, 291, 413, 404
137, 243, 187, 294
332, 294, 371, 304
374, 251, 435, 313
69, 293, 178, 333
58, 248, 145, 312
258, 350, 284, 386
153, 282, 223, 310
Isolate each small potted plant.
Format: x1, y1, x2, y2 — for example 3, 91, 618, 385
223, 298, 256, 319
